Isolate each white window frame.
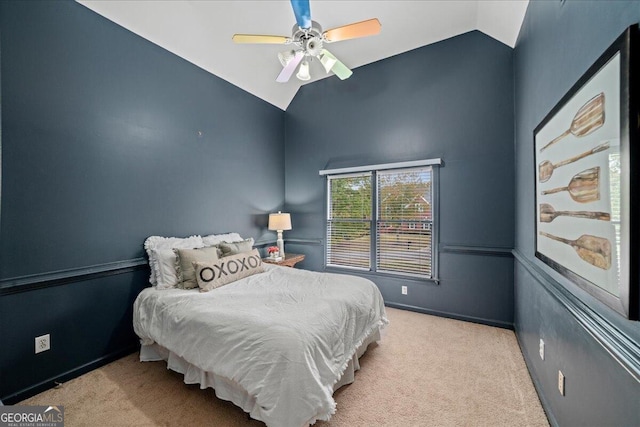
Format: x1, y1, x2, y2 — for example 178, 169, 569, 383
325, 172, 373, 271
322, 159, 440, 281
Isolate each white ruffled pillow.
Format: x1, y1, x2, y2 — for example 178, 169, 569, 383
144, 235, 204, 288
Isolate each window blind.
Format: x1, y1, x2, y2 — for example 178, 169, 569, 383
376, 167, 433, 277
326, 173, 372, 269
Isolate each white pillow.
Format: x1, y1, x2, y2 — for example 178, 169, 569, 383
202, 232, 243, 247
144, 235, 204, 287
152, 248, 183, 289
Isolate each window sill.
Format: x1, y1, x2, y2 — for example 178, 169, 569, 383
323, 266, 439, 285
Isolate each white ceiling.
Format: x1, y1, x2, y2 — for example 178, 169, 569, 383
77, 0, 529, 111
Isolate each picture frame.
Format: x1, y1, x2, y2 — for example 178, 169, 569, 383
534, 24, 639, 320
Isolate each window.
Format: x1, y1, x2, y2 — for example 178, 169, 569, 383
325, 163, 437, 279
326, 173, 372, 269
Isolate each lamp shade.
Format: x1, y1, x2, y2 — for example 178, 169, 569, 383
278, 50, 295, 67
296, 61, 310, 81
319, 53, 337, 73
268, 212, 292, 231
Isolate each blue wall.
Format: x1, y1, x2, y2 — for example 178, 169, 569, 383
514, 1, 640, 425
284, 31, 516, 327
0, 1, 284, 402
3, 1, 638, 422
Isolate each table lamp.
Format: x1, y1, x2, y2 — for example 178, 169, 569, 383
268, 211, 292, 257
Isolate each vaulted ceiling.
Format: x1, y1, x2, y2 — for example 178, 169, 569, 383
78, 1, 529, 110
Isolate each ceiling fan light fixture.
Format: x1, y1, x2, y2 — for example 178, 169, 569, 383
319, 53, 337, 73
278, 50, 296, 67
233, 2, 379, 84
296, 60, 311, 81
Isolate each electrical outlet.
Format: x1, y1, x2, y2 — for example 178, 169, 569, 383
401, 286, 408, 295
558, 370, 565, 396
539, 339, 545, 360
35, 334, 50, 354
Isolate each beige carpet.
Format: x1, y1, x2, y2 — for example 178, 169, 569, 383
21, 307, 548, 426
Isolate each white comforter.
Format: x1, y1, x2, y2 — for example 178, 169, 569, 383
133, 264, 388, 427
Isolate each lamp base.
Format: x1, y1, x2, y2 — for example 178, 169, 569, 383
277, 231, 285, 258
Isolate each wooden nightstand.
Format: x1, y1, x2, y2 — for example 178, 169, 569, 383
262, 253, 305, 268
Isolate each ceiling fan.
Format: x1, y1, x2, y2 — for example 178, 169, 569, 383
232, 0, 381, 83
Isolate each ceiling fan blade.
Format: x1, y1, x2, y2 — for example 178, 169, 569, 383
276, 51, 304, 83
321, 49, 353, 80
290, 0, 312, 29
323, 18, 381, 42
232, 34, 289, 44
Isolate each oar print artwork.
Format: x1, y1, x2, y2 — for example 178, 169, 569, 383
540, 92, 605, 152
540, 232, 611, 270
541, 167, 600, 203
539, 203, 610, 223
538, 142, 610, 183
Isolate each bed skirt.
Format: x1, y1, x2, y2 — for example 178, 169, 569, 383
139, 329, 381, 424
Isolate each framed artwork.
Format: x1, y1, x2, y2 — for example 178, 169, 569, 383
534, 24, 638, 320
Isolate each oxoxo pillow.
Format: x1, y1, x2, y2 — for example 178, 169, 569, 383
195, 249, 264, 292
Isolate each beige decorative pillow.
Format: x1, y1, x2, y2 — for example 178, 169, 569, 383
195, 249, 264, 292
218, 238, 254, 257
174, 246, 220, 289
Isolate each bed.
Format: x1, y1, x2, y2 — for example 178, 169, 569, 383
134, 234, 388, 427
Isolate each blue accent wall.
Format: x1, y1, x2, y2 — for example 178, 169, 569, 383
0, 0, 284, 402
284, 31, 516, 328
514, 1, 640, 425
